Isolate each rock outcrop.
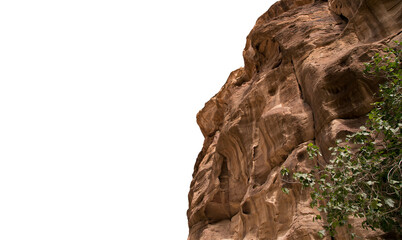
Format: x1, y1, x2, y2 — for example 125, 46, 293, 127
188, 0, 402, 239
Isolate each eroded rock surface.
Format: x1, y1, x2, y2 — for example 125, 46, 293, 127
188, 0, 402, 239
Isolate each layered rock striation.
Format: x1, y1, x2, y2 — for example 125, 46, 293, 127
188, 0, 402, 239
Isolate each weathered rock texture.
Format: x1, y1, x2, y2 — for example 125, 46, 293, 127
188, 0, 402, 239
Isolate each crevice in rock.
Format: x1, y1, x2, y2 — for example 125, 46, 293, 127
339, 13, 349, 23
205, 157, 232, 223
386, 1, 400, 12
291, 57, 317, 142
219, 158, 229, 192
272, 58, 282, 69
291, 58, 304, 100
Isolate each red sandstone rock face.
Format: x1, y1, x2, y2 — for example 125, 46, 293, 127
188, 0, 402, 239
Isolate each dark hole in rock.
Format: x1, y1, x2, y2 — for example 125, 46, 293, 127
297, 151, 306, 162
269, 85, 277, 96
242, 201, 251, 215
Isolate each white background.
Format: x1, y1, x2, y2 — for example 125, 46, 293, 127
0, 1, 276, 239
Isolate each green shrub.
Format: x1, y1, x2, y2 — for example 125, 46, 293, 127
281, 41, 401, 238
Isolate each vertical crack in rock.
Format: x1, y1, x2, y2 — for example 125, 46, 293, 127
291, 58, 304, 100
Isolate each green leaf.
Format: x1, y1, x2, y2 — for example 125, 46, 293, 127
281, 187, 290, 194
385, 198, 395, 208
318, 230, 326, 238
280, 167, 289, 176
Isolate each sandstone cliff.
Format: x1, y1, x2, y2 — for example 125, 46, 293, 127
188, 0, 402, 239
